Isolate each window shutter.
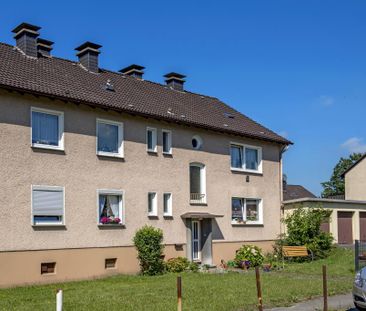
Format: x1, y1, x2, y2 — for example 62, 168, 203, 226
32, 188, 64, 216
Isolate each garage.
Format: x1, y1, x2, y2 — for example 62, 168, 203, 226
337, 211, 353, 244
360, 212, 366, 241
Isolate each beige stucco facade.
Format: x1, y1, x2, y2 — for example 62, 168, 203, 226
0, 90, 283, 286
345, 157, 366, 201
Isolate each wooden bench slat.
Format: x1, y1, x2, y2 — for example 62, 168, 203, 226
282, 245, 309, 258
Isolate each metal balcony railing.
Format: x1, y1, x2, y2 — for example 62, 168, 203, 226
190, 193, 206, 204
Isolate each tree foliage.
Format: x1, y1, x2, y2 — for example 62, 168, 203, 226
321, 153, 364, 198
133, 226, 165, 275
280, 206, 333, 259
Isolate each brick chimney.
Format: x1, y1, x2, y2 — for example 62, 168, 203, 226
37, 38, 54, 57
119, 64, 145, 79
12, 23, 40, 58
164, 72, 186, 91
75, 42, 102, 73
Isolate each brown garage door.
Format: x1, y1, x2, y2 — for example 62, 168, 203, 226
320, 221, 330, 233
338, 211, 353, 244
360, 212, 366, 242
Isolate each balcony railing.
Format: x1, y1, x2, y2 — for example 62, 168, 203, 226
190, 193, 206, 204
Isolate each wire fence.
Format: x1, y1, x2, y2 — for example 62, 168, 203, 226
355, 240, 366, 271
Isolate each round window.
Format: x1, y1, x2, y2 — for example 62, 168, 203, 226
192, 135, 203, 150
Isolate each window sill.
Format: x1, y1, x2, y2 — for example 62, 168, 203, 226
162, 151, 173, 156
97, 152, 124, 159
163, 214, 173, 219
147, 150, 158, 154
189, 202, 207, 206
148, 214, 159, 219
231, 222, 263, 227
31, 144, 64, 152
230, 168, 263, 175
98, 224, 125, 229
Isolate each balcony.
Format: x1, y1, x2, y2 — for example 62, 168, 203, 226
190, 193, 206, 204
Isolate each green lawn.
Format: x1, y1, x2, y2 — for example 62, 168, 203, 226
0, 248, 355, 311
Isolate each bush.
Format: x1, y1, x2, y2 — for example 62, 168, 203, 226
165, 257, 190, 273
280, 206, 334, 259
234, 245, 264, 267
188, 261, 199, 273
133, 226, 165, 275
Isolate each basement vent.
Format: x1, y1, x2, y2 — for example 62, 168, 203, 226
105, 258, 117, 269
41, 262, 56, 274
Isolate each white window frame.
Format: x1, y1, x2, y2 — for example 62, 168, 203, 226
148, 192, 158, 216
146, 127, 157, 153
189, 163, 207, 204
31, 107, 64, 151
31, 185, 65, 226
97, 189, 125, 225
163, 192, 173, 216
162, 129, 172, 155
231, 197, 263, 225
230, 142, 262, 174
96, 118, 124, 158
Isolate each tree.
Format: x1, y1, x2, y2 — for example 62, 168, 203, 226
321, 153, 364, 198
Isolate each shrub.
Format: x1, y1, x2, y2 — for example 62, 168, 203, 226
133, 226, 165, 275
227, 260, 238, 268
188, 261, 199, 273
234, 245, 264, 267
280, 206, 334, 259
165, 257, 190, 273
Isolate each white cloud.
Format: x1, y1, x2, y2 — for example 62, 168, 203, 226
341, 137, 366, 153
318, 95, 334, 107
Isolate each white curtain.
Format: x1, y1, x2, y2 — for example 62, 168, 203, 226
99, 195, 106, 218
109, 195, 119, 217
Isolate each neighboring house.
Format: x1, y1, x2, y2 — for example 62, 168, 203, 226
283, 183, 316, 201
0, 23, 291, 287
284, 161, 366, 245
343, 154, 366, 201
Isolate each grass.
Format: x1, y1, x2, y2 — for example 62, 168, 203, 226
0, 248, 355, 311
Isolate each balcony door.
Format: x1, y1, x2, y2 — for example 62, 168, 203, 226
190, 163, 206, 204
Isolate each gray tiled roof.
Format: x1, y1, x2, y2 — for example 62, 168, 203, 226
283, 185, 316, 201
0, 42, 291, 145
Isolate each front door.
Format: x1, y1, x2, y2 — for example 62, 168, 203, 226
192, 220, 201, 261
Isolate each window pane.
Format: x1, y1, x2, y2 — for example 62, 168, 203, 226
163, 132, 170, 153
163, 193, 170, 214
246, 199, 259, 221
32, 189, 64, 216
232, 198, 243, 222
245, 148, 258, 170
147, 130, 153, 150
32, 111, 59, 146
230, 145, 242, 168
99, 194, 121, 223
148, 193, 155, 213
190, 166, 201, 194
33, 216, 62, 223
98, 123, 119, 153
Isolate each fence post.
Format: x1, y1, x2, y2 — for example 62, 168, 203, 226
322, 265, 328, 311
255, 266, 263, 311
355, 239, 360, 272
56, 289, 63, 311
177, 276, 182, 311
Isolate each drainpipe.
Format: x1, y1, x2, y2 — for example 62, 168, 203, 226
279, 145, 289, 238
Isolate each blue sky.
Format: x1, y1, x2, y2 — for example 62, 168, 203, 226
1, 0, 365, 195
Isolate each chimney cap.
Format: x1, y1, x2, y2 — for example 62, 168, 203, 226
75, 41, 102, 52
37, 38, 54, 46
12, 22, 41, 34
164, 72, 186, 81
119, 64, 145, 74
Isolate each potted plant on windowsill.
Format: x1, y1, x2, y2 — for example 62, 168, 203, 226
100, 216, 121, 225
